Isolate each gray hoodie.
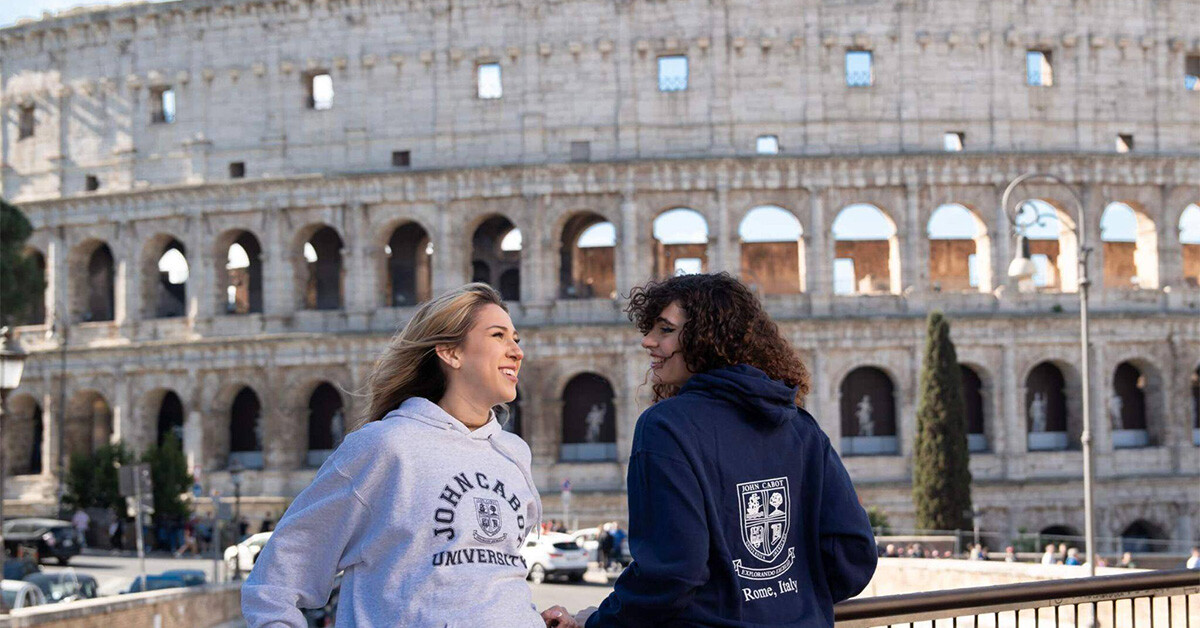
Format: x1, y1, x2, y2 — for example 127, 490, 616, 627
241, 397, 544, 628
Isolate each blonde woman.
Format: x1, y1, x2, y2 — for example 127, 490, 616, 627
242, 283, 576, 628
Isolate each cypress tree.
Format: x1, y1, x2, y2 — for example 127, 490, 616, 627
0, 200, 44, 326
912, 311, 973, 532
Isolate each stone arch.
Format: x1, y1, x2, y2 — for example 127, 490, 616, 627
1025, 361, 1073, 451
1107, 357, 1167, 448
19, 247, 46, 326
839, 366, 898, 455
831, 204, 900, 295
64, 389, 113, 458
653, 207, 709, 278
738, 204, 805, 294
927, 203, 991, 293
295, 224, 345, 310
141, 234, 189, 319
154, 390, 186, 447
559, 211, 617, 300
560, 372, 617, 462
960, 364, 988, 452
306, 381, 346, 467
1120, 519, 1169, 553
228, 386, 264, 469
381, 221, 433, 307
471, 214, 521, 301
1179, 203, 1200, 288
69, 239, 115, 323
5, 393, 43, 476
1011, 198, 1080, 293
1039, 525, 1082, 549
215, 229, 264, 315
1100, 201, 1158, 290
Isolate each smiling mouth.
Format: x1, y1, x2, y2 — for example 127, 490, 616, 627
649, 356, 666, 369
500, 367, 518, 382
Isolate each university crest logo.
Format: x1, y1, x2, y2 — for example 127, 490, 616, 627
472, 497, 507, 544
733, 476, 796, 580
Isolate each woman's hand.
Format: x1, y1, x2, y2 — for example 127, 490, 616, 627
541, 605, 580, 628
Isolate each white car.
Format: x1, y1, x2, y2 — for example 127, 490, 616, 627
571, 527, 631, 567
1, 579, 48, 610
519, 533, 588, 584
224, 531, 273, 576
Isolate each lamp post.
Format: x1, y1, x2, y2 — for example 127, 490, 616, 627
1001, 173, 1097, 577
1, 327, 30, 590
228, 457, 244, 580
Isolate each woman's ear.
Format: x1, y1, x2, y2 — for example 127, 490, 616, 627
435, 343, 462, 370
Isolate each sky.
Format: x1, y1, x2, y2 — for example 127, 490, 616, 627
0, 0, 169, 28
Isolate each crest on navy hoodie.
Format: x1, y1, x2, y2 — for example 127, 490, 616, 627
733, 476, 796, 580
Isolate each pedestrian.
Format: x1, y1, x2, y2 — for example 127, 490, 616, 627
1186, 546, 1200, 570
242, 284, 575, 628
108, 516, 124, 552
260, 511, 275, 533
1064, 547, 1082, 565
597, 523, 613, 570
1040, 543, 1057, 565
1056, 542, 1068, 564
1004, 546, 1017, 562
71, 508, 90, 549
576, 273, 877, 626
609, 523, 626, 569
1119, 551, 1137, 569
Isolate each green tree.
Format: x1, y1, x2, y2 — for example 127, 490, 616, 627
142, 434, 194, 524
62, 442, 134, 513
912, 311, 973, 531
0, 200, 44, 326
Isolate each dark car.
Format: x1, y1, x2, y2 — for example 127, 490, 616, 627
126, 574, 188, 593
2, 519, 83, 565
159, 569, 206, 587
3, 556, 41, 579
23, 571, 99, 603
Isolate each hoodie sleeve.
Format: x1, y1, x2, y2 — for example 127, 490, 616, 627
587, 415, 709, 627
241, 455, 372, 628
817, 442, 878, 602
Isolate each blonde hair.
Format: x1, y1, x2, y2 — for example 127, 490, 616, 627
357, 283, 507, 430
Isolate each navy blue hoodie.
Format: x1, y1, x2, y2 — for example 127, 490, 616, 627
586, 365, 877, 627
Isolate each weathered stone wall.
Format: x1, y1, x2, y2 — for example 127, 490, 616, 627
4, 583, 242, 628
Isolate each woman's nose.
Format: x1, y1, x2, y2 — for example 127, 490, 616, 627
641, 335, 654, 349
509, 341, 524, 361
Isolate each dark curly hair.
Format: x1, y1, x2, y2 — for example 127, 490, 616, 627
625, 272, 810, 405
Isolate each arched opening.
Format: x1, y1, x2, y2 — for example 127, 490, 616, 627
1100, 202, 1158, 290
832, 204, 899, 295
653, 208, 708, 278
302, 226, 345, 310
1181, 204, 1200, 288
961, 365, 987, 452
20, 249, 46, 325
72, 242, 116, 323
502, 388, 523, 439
65, 390, 112, 458
1110, 362, 1149, 448
1120, 520, 1169, 553
222, 231, 263, 315
5, 395, 43, 476
1039, 525, 1082, 548
1013, 199, 1079, 293
156, 391, 185, 447
928, 204, 991, 293
229, 387, 263, 469
146, 238, 188, 319
739, 205, 805, 294
385, 223, 433, 307
471, 215, 521, 301
1026, 362, 1070, 451
560, 373, 617, 462
559, 213, 617, 299
839, 366, 898, 455
306, 382, 345, 467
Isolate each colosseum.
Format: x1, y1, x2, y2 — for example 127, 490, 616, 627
2, 0, 1198, 551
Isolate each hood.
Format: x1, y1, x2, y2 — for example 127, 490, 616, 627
679, 364, 799, 427
383, 396, 502, 440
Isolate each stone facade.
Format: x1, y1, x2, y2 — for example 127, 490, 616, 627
2, 0, 1199, 547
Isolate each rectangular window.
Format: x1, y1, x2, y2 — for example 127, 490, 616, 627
229, 162, 246, 178
1116, 134, 1134, 153
658, 55, 688, 92
307, 73, 333, 110
756, 135, 780, 154
1027, 50, 1053, 87
569, 141, 591, 162
18, 104, 35, 139
85, 175, 100, 192
477, 63, 502, 99
845, 50, 873, 87
150, 86, 176, 124
944, 132, 965, 152
392, 150, 411, 168
1185, 56, 1199, 91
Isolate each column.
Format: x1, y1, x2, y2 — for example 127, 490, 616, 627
713, 183, 734, 274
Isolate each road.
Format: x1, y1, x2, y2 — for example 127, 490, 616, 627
36, 550, 615, 619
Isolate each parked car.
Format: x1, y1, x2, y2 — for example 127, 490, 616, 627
3, 557, 40, 580
1, 519, 83, 565
1, 579, 48, 609
224, 531, 273, 576
23, 570, 99, 603
126, 574, 189, 594
571, 527, 632, 567
159, 569, 206, 587
519, 533, 588, 584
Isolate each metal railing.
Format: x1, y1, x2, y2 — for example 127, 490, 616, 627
835, 569, 1200, 627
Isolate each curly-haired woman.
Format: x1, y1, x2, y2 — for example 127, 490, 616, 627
581, 273, 877, 627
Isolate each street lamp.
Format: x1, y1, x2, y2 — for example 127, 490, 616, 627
1, 326, 30, 591
1001, 173, 1097, 577
228, 457, 244, 580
